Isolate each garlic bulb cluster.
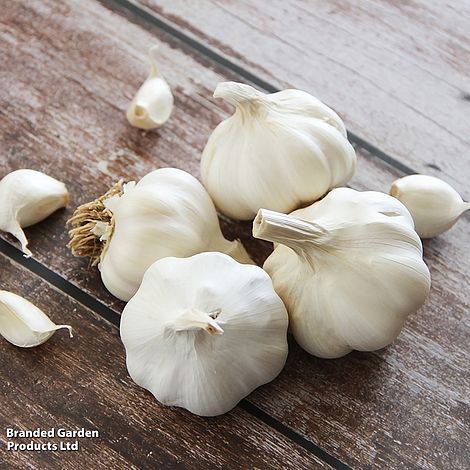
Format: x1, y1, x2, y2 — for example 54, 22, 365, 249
390, 174, 469, 238
253, 188, 431, 358
127, 46, 173, 130
0, 291, 72, 347
0, 169, 69, 257
201, 82, 356, 220
121, 252, 288, 416
68, 168, 253, 301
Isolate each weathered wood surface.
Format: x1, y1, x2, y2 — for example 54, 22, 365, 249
0, 253, 328, 470
0, 0, 469, 469
137, 0, 470, 196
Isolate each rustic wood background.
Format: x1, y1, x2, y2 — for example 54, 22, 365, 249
0, 1, 468, 469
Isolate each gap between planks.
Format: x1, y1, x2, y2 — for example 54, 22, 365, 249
100, 0, 416, 177
0, 237, 351, 470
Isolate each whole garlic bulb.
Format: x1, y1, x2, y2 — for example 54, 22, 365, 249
201, 82, 356, 220
0, 169, 69, 257
68, 168, 253, 301
390, 174, 470, 238
253, 188, 431, 359
0, 291, 72, 347
127, 46, 173, 130
120, 252, 288, 416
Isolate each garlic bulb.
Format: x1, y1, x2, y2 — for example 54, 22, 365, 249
127, 45, 173, 130
0, 169, 69, 257
0, 291, 72, 347
201, 81, 356, 220
68, 168, 253, 301
120, 252, 288, 416
390, 174, 470, 238
253, 188, 431, 358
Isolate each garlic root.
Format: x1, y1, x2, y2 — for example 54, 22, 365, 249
67, 179, 124, 266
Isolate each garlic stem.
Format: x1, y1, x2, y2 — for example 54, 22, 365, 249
166, 309, 224, 336
213, 82, 265, 119
253, 209, 329, 252
214, 81, 262, 105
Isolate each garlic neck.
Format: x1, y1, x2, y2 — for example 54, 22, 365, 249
214, 82, 264, 116
253, 209, 329, 260
166, 309, 224, 336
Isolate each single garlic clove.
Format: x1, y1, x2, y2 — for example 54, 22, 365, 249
0, 290, 72, 347
0, 169, 69, 257
390, 174, 470, 238
127, 45, 174, 130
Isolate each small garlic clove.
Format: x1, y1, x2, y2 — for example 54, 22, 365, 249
0, 169, 69, 257
127, 45, 173, 130
390, 174, 470, 238
0, 290, 72, 348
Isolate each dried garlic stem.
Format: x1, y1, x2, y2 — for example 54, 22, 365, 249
67, 180, 124, 266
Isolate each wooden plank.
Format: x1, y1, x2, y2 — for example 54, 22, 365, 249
0, 0, 469, 468
0, 253, 328, 470
136, 0, 470, 196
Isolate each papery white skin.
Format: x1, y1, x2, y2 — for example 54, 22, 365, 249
0, 290, 72, 347
0, 169, 69, 257
253, 188, 431, 359
99, 168, 253, 301
390, 174, 470, 238
120, 252, 288, 417
127, 45, 173, 130
201, 82, 356, 220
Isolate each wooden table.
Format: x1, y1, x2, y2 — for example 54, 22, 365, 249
1, 1, 468, 468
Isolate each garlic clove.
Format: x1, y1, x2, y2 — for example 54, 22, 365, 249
0, 290, 72, 348
120, 252, 288, 416
127, 45, 173, 130
0, 169, 69, 257
390, 174, 470, 238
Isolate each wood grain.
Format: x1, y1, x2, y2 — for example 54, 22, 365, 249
0, 0, 469, 468
137, 0, 470, 197
0, 253, 328, 470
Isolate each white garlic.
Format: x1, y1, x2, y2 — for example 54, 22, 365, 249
253, 188, 431, 359
127, 46, 173, 130
390, 174, 469, 238
120, 252, 288, 416
0, 169, 69, 257
68, 168, 253, 301
0, 290, 72, 347
201, 81, 356, 220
